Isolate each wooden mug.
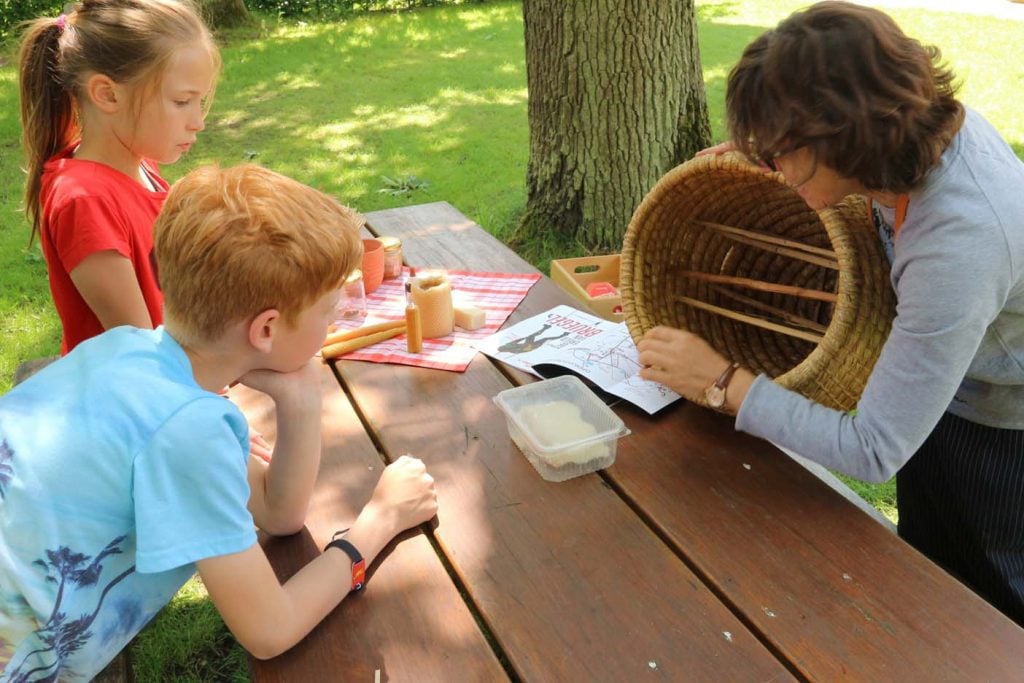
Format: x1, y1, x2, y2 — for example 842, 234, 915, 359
361, 238, 385, 294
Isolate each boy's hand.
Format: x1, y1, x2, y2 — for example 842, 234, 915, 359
237, 359, 321, 411
368, 455, 438, 535
249, 431, 273, 463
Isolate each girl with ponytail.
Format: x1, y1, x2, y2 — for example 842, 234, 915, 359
18, 0, 220, 354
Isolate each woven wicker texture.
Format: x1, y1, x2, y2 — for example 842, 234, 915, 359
620, 153, 896, 411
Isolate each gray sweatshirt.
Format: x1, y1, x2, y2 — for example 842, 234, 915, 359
736, 108, 1024, 483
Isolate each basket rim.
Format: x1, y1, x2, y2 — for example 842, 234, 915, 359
619, 152, 894, 410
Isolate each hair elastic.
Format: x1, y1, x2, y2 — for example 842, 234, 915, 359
56, 14, 67, 33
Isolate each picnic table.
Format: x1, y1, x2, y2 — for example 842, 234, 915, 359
235, 202, 1024, 682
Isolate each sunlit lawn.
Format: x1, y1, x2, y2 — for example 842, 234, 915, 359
0, 0, 1021, 677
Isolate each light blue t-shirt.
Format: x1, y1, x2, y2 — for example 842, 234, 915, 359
0, 327, 256, 681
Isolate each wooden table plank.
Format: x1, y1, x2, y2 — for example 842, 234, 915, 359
367, 202, 1024, 680
232, 362, 507, 681
609, 404, 1024, 681
359, 203, 794, 681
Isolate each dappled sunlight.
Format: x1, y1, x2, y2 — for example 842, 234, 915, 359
273, 72, 322, 92
235, 115, 279, 132
347, 21, 380, 39
455, 5, 520, 31
701, 65, 731, 83
364, 566, 480, 645
310, 460, 381, 535
402, 26, 434, 42
436, 86, 526, 108
171, 3, 529, 224
381, 104, 448, 130
426, 134, 463, 154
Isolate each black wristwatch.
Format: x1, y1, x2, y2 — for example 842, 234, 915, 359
325, 531, 366, 592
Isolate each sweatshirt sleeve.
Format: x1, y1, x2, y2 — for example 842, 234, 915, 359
736, 204, 1012, 483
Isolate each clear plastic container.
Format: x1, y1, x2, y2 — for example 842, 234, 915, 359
335, 269, 367, 322
493, 375, 630, 482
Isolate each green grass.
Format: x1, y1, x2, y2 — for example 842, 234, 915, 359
130, 578, 250, 682
1, 0, 1022, 678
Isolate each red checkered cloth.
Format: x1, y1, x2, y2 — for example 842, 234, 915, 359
330, 268, 541, 372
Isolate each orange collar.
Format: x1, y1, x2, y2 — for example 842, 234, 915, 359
867, 194, 910, 234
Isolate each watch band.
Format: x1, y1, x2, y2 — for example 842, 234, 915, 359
704, 361, 741, 410
325, 534, 366, 592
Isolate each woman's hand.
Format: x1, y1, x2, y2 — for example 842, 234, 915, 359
637, 326, 753, 413
695, 140, 736, 157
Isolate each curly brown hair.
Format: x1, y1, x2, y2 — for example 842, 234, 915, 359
726, 1, 963, 193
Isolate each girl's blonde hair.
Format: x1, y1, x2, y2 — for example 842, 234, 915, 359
18, 0, 221, 244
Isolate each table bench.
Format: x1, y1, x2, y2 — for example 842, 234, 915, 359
236, 202, 1024, 681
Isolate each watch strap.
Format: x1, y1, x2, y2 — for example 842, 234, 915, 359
704, 362, 741, 411
325, 535, 366, 592
714, 362, 740, 391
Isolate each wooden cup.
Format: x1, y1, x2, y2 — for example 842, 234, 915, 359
361, 238, 385, 294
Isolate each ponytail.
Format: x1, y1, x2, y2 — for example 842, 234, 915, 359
18, 17, 77, 245
17, 0, 220, 246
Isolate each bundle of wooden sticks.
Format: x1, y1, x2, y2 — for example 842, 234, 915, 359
675, 219, 838, 345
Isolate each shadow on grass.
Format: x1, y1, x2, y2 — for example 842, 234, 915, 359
189, 3, 531, 225
192, 2, 775, 235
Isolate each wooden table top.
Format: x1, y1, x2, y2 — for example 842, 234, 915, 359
238, 202, 1024, 682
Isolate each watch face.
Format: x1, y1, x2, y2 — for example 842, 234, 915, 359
705, 384, 726, 408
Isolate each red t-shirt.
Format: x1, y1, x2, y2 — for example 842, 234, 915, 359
39, 145, 169, 354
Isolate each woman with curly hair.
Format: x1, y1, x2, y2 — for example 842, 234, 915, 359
638, 1, 1024, 625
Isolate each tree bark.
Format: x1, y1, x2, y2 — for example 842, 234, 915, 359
520, 0, 711, 252
200, 0, 251, 30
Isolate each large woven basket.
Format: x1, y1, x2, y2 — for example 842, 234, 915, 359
620, 153, 895, 411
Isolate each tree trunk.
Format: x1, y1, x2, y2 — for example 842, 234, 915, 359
200, 0, 251, 30
519, 0, 711, 252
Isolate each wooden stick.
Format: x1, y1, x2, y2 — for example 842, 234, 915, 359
693, 220, 839, 271
675, 295, 824, 344
694, 220, 838, 258
322, 319, 405, 348
322, 326, 406, 359
709, 285, 829, 334
680, 270, 837, 303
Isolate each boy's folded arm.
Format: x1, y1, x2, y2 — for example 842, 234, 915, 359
197, 542, 354, 660
245, 381, 323, 535
201, 456, 440, 659
197, 499, 405, 659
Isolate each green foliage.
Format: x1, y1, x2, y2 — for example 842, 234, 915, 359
378, 173, 430, 196
0, 0, 63, 43
247, 0, 487, 20
200, 0, 252, 30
